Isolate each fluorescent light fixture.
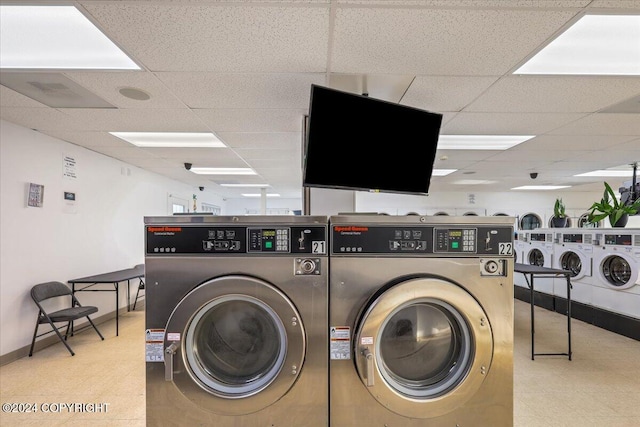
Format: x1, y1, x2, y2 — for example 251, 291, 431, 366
220, 184, 270, 188
514, 14, 640, 75
432, 169, 457, 176
438, 135, 534, 150
0, 5, 140, 70
191, 168, 257, 175
511, 185, 571, 190
110, 132, 226, 148
242, 193, 281, 198
574, 169, 635, 177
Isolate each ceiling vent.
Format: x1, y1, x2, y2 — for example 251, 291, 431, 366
0, 72, 115, 108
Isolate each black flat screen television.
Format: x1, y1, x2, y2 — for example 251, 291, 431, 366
303, 84, 443, 196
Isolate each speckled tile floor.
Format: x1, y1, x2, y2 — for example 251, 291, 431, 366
1, 299, 639, 426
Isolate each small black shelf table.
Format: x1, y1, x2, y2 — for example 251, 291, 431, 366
68, 264, 145, 336
514, 263, 573, 361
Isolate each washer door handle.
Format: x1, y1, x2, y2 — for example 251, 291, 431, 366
362, 347, 375, 387
165, 342, 178, 381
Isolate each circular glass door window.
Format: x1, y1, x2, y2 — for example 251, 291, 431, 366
528, 248, 545, 267
186, 295, 287, 397
164, 275, 306, 416
602, 256, 632, 287
560, 252, 582, 277
520, 213, 541, 230
354, 277, 493, 419
378, 300, 471, 398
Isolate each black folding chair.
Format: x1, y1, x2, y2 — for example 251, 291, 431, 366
29, 281, 104, 356
132, 264, 145, 310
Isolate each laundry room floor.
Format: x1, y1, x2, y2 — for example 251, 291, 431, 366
1, 299, 639, 427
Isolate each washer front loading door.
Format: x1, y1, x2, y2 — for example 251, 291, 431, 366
354, 277, 493, 419
164, 275, 305, 415
559, 250, 590, 280
599, 253, 639, 290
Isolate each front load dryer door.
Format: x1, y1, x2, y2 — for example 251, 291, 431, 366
164, 275, 305, 415
354, 277, 493, 419
558, 250, 591, 280
598, 253, 639, 290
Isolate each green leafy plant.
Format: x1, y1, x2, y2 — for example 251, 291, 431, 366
587, 182, 640, 226
554, 198, 567, 218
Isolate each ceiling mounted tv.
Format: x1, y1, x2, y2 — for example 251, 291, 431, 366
303, 84, 443, 196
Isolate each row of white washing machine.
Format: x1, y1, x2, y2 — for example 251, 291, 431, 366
144, 214, 515, 427
515, 227, 640, 319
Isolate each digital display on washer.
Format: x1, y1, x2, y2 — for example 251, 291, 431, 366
433, 228, 477, 253
562, 233, 583, 243
248, 228, 289, 252
604, 234, 632, 245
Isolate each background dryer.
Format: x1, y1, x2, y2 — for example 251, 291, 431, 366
329, 215, 514, 427
552, 229, 595, 306
521, 228, 556, 296
591, 230, 640, 319
144, 215, 329, 427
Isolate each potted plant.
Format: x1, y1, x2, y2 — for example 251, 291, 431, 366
551, 198, 568, 227
587, 182, 640, 227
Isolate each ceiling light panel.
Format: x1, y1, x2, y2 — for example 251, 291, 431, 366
0, 5, 139, 70
438, 135, 534, 150
515, 14, 640, 76
110, 132, 226, 148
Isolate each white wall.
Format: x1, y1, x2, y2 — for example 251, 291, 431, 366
0, 120, 225, 356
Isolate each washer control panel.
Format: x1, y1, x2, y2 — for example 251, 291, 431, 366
331, 224, 513, 256
146, 225, 327, 255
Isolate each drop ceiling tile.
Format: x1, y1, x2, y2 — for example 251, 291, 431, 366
141, 147, 246, 164
38, 130, 137, 149
588, 0, 640, 8
513, 134, 631, 151
570, 149, 640, 164
217, 132, 301, 149
466, 76, 640, 113
486, 149, 578, 162
441, 112, 588, 135
156, 73, 325, 109
611, 138, 640, 152
83, 3, 330, 72
433, 150, 502, 162
337, 1, 590, 6
193, 109, 306, 132
64, 71, 185, 108
236, 148, 299, 162
548, 113, 640, 136
58, 108, 207, 131
331, 7, 577, 74
0, 85, 48, 108
1, 107, 82, 131
402, 76, 499, 112
92, 145, 159, 159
